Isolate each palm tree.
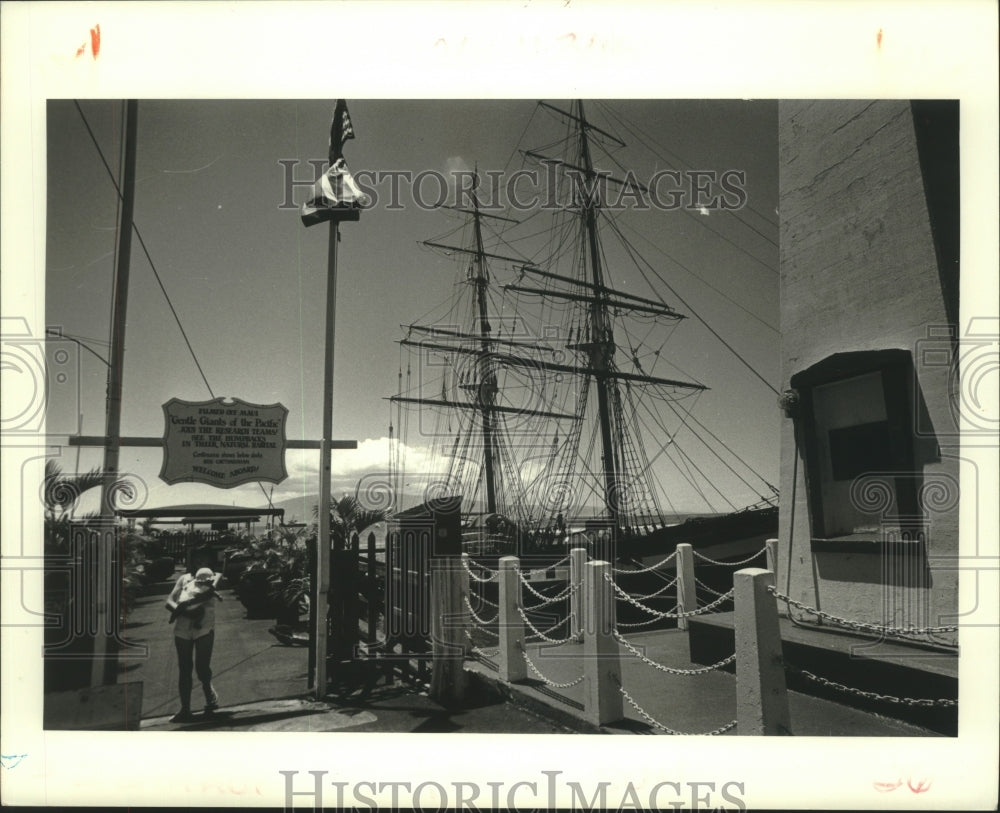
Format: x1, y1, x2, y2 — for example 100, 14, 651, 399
312, 494, 388, 551
43, 460, 105, 519
43, 460, 106, 554
42, 462, 143, 630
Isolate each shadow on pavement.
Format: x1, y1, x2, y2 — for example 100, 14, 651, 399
169, 708, 331, 731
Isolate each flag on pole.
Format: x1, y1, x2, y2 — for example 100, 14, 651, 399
301, 100, 369, 227
301, 158, 370, 226
328, 99, 355, 163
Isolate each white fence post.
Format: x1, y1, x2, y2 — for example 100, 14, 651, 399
734, 568, 790, 735
582, 560, 624, 726
676, 543, 696, 631
460, 553, 472, 655
498, 555, 526, 683
765, 538, 779, 592
570, 547, 587, 640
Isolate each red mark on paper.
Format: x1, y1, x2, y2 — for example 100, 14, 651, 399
876, 28, 883, 48
75, 24, 100, 59
873, 776, 932, 794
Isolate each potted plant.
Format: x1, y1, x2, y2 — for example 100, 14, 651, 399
231, 533, 283, 618
259, 525, 312, 645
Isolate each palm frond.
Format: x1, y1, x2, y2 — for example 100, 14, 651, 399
42, 464, 107, 516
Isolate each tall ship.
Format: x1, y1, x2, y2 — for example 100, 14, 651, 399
389, 101, 778, 564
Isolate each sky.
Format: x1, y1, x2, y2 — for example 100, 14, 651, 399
45, 98, 779, 522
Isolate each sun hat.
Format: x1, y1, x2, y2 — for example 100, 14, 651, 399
195, 567, 215, 583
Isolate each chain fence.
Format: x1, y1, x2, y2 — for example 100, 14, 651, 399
694, 576, 732, 599
516, 567, 579, 604
692, 547, 766, 567
520, 644, 585, 688
463, 558, 499, 582
469, 591, 499, 609
605, 573, 734, 618
782, 660, 957, 707
615, 678, 737, 735
612, 552, 677, 575
464, 629, 499, 657
768, 586, 959, 636
625, 578, 677, 602
616, 614, 675, 630
614, 632, 736, 675
517, 606, 577, 644
464, 595, 498, 627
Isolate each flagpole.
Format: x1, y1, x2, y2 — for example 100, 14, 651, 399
314, 218, 340, 697
306, 99, 359, 697
92, 99, 138, 688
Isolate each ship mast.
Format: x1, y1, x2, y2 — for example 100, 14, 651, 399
505, 100, 708, 536
393, 100, 776, 540
391, 181, 579, 522
576, 100, 622, 530
469, 176, 499, 515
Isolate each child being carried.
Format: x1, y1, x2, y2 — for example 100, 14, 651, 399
168, 567, 222, 627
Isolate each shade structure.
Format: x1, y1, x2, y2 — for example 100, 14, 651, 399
117, 503, 284, 522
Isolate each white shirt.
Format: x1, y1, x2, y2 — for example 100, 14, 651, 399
167, 572, 218, 640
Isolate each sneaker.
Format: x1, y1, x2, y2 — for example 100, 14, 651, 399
204, 688, 220, 713
170, 709, 195, 723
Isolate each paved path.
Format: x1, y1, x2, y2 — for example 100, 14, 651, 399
120, 569, 310, 719
121, 567, 939, 736
124, 569, 569, 734
466, 629, 941, 736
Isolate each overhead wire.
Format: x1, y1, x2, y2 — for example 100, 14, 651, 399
74, 100, 216, 399
602, 213, 778, 395
76, 100, 286, 509
595, 100, 779, 234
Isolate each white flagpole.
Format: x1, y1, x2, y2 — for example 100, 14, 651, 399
314, 218, 340, 697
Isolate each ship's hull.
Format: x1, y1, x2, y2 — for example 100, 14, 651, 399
458, 504, 778, 566
620, 506, 778, 565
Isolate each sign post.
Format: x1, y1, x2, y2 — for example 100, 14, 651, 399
93, 99, 138, 688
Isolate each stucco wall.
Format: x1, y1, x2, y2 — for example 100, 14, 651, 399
777, 100, 959, 637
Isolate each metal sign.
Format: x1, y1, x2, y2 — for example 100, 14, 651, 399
160, 397, 288, 488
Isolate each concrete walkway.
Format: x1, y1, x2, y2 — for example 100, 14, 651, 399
121, 567, 940, 736
123, 569, 570, 734
120, 570, 310, 720
466, 629, 942, 736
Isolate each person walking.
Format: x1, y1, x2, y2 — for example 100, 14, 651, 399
165, 565, 222, 722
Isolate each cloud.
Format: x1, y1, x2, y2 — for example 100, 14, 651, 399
444, 155, 472, 175
443, 155, 475, 201
270, 436, 444, 502
62, 436, 450, 518
283, 436, 438, 479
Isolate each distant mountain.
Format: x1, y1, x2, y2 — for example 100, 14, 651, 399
267, 492, 321, 525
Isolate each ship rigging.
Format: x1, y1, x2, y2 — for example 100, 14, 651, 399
389, 101, 779, 556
